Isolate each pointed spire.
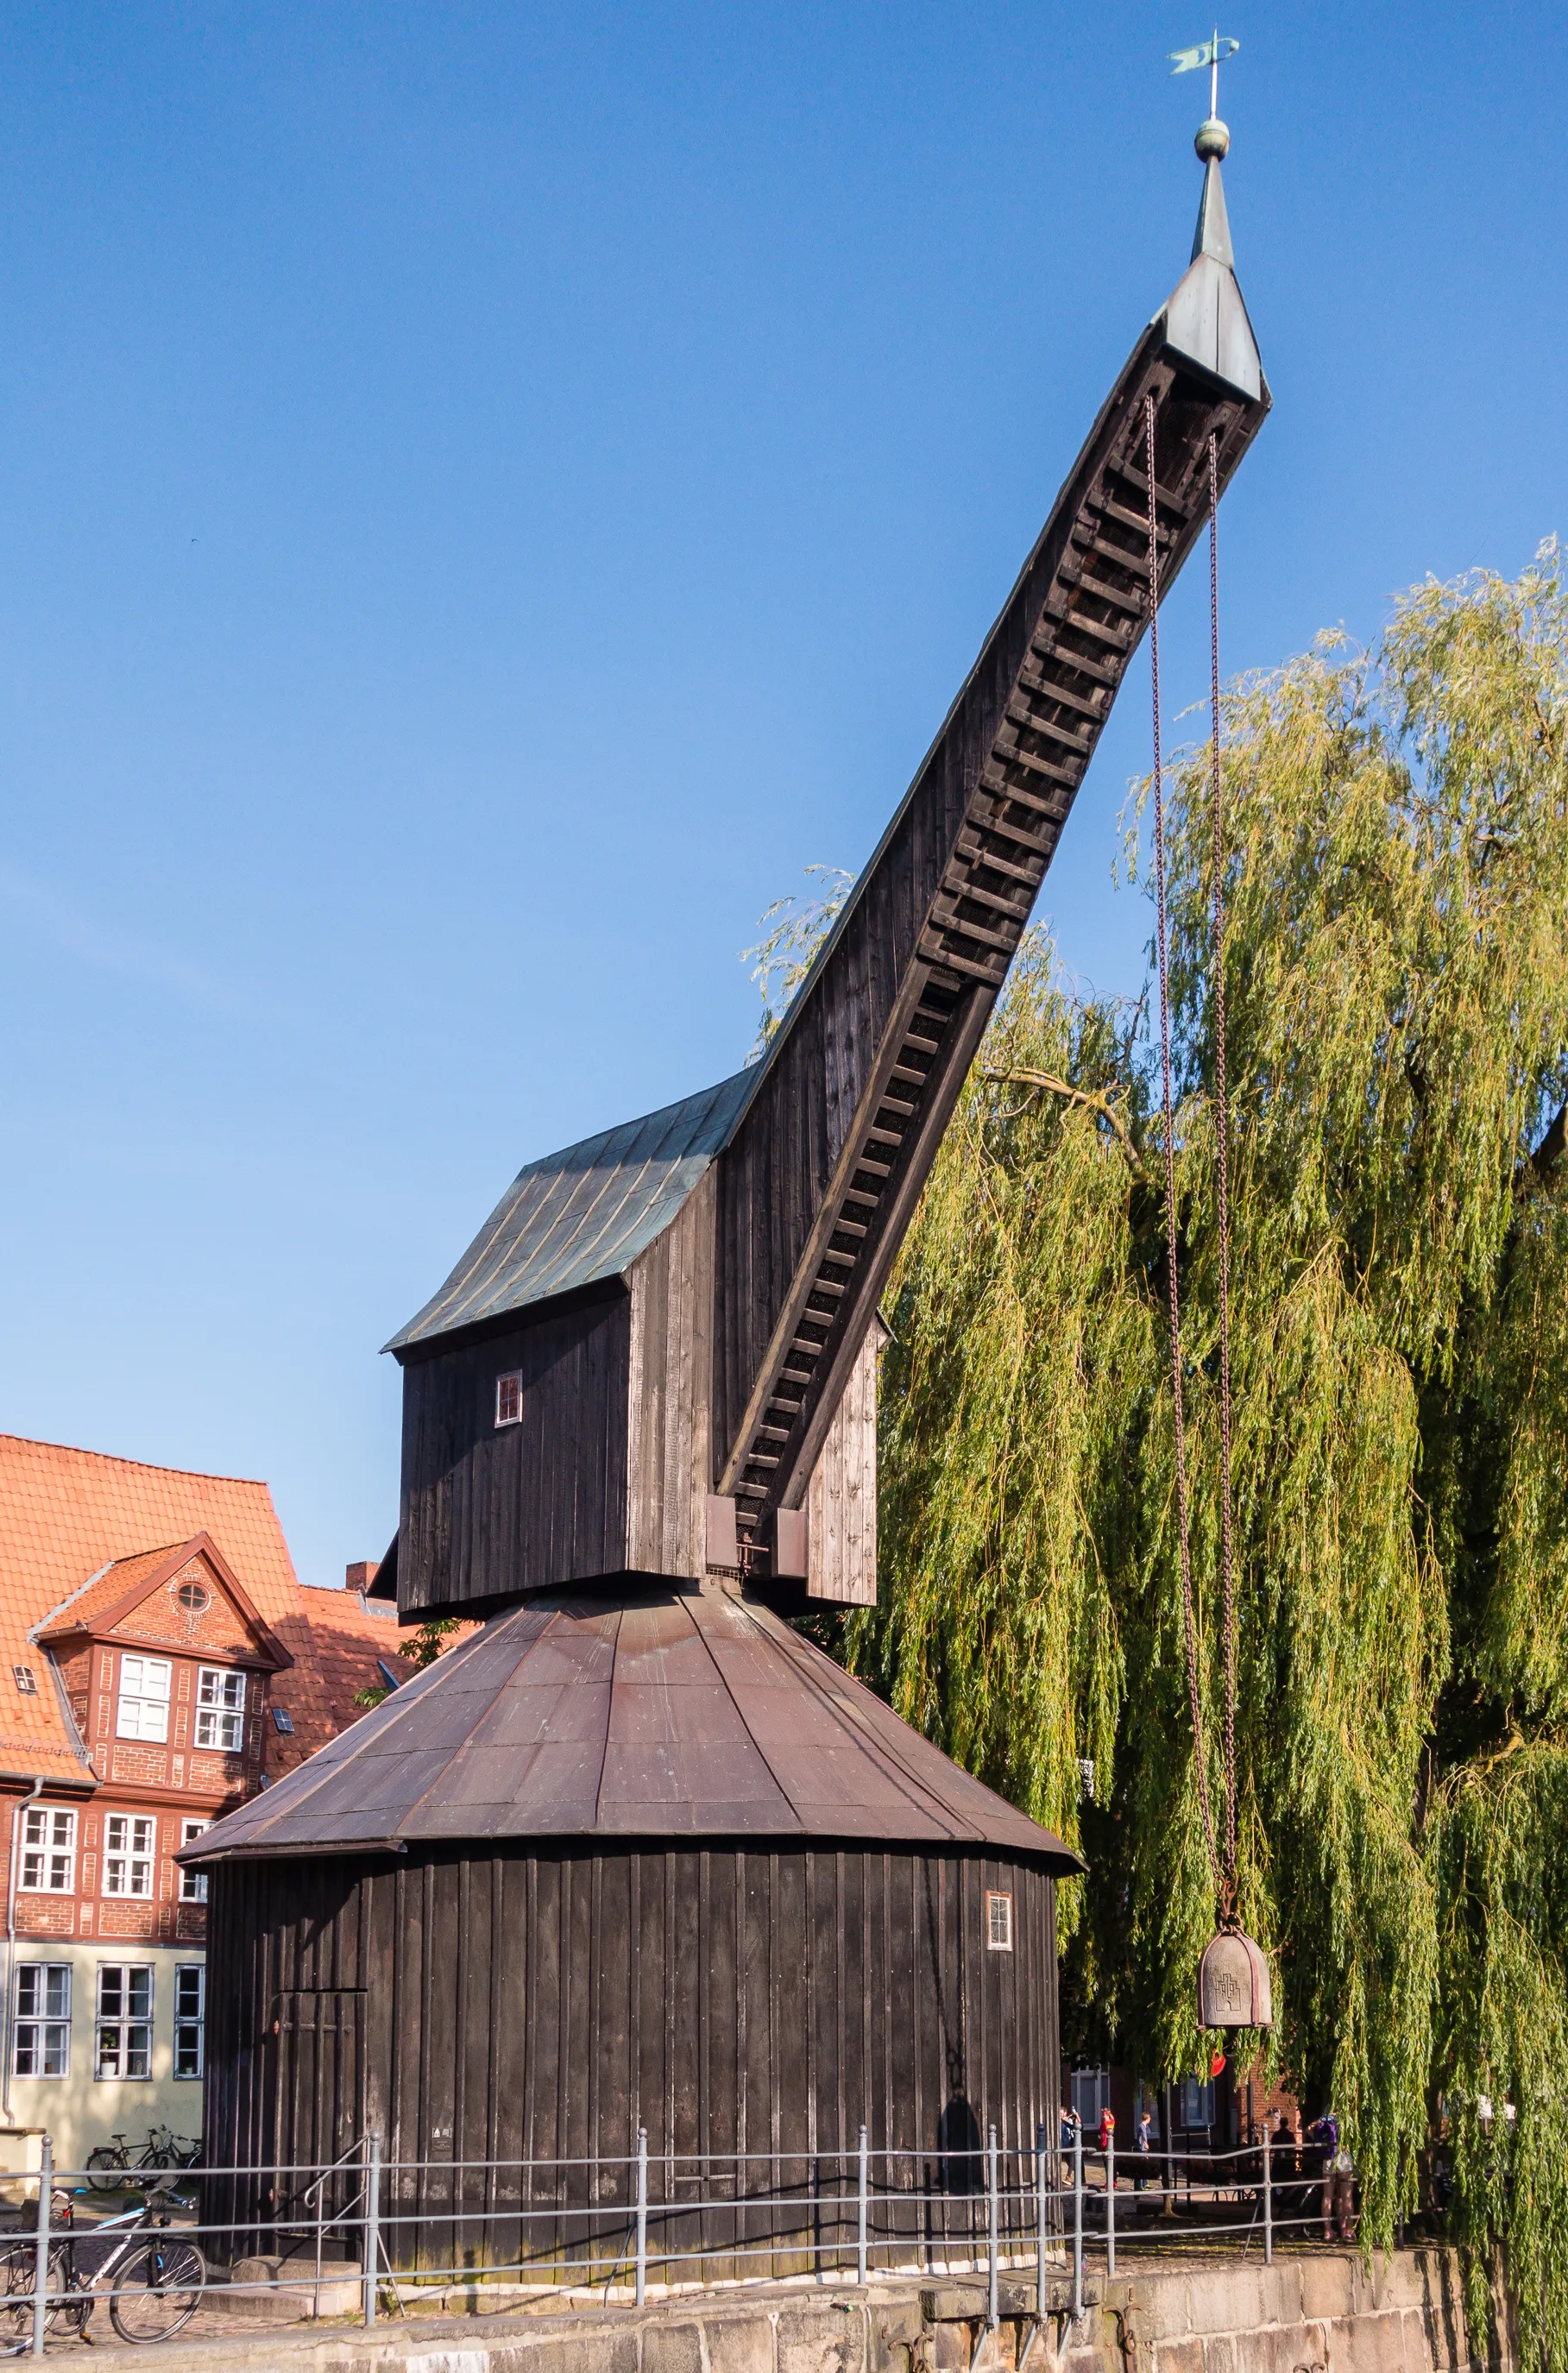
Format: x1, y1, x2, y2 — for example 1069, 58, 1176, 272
1192, 151, 1234, 268
1154, 108, 1263, 402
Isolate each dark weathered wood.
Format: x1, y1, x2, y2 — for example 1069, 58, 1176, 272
399, 1296, 632, 1615
205, 1839, 1055, 2273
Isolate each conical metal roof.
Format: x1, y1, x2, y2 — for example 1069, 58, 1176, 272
185, 1583, 1080, 1871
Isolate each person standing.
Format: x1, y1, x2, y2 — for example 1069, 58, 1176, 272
1134, 2106, 1154, 2193
1306, 2110, 1355, 2241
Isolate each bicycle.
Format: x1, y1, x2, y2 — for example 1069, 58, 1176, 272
85, 2124, 198, 2188
0, 2180, 205, 2347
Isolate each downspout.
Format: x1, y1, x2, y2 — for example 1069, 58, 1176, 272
2, 1778, 44, 2121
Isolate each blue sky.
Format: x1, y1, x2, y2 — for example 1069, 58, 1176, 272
1, 3, 1563, 1588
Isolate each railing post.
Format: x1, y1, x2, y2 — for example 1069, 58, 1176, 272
1035, 2121, 1047, 2316
986, 2125, 998, 2329
1072, 2124, 1082, 2322
1263, 2126, 1273, 2266
30, 2134, 51, 2360
857, 2124, 868, 2285
362, 2133, 381, 2326
1105, 2130, 1115, 2276
635, 2127, 648, 2307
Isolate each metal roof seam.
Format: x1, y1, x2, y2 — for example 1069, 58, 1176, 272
690, 1594, 807, 1837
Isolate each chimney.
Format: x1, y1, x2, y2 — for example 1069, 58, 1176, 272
345, 1560, 380, 1593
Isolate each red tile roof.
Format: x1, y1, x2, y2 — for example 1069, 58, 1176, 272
0, 1434, 416, 1782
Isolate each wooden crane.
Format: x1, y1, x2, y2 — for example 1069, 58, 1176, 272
381, 139, 1269, 1621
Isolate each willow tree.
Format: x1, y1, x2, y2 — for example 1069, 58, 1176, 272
837, 550, 1568, 2364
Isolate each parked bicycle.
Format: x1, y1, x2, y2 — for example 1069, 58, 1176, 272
85, 2124, 200, 2188
0, 2179, 205, 2347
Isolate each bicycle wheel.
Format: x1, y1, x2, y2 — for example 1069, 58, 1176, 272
109, 2236, 205, 2343
0, 2238, 74, 2352
86, 2144, 129, 2191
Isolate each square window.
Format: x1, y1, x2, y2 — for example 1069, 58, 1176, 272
96, 1965, 153, 2080
195, 1667, 246, 1752
103, 1814, 156, 1898
179, 1820, 209, 1903
495, 1371, 522, 1427
173, 1964, 205, 2080
271, 1707, 293, 1735
116, 1655, 172, 1743
12, 1665, 35, 1696
20, 1808, 76, 1893
13, 1962, 71, 2078
986, 1890, 1013, 1952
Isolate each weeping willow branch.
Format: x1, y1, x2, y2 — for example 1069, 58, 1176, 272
979, 1066, 1150, 1183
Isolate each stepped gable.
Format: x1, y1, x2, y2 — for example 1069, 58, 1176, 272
184, 1581, 1080, 1869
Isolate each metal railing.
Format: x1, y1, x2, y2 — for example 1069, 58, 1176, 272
0, 2128, 1347, 2346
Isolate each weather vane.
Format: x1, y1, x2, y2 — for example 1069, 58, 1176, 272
1168, 29, 1240, 160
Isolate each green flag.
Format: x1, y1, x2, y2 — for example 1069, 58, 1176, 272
1168, 35, 1239, 74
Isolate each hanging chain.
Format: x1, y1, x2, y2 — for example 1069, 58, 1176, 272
1146, 395, 1225, 1908
1209, 431, 1238, 1919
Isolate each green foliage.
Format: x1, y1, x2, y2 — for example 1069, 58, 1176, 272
743, 866, 853, 1058
351, 1616, 460, 1709
847, 549, 1568, 2366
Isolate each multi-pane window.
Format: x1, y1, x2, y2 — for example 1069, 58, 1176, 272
95, 1966, 153, 2080
178, 1820, 209, 1904
986, 1890, 1014, 1951
173, 1965, 205, 2080
103, 1815, 155, 1898
116, 1655, 172, 1742
495, 1370, 522, 1426
195, 1668, 246, 1752
13, 1964, 71, 2077
19, 1808, 75, 1893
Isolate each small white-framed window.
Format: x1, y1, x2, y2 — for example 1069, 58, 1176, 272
103, 1814, 156, 1898
986, 1890, 1014, 1952
13, 1963, 71, 2077
173, 1963, 205, 2078
95, 1965, 153, 2080
195, 1667, 246, 1752
19, 1807, 76, 1893
494, 1370, 523, 1427
12, 1665, 35, 1696
174, 1965, 205, 2079
271, 1707, 294, 1735
179, 1819, 209, 1903
116, 1654, 172, 1743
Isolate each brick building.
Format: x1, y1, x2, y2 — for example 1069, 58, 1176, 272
0, 1433, 411, 2173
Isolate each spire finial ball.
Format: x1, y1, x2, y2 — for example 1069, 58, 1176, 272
1195, 116, 1230, 163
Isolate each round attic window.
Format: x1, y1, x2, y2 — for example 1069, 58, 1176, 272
175, 1580, 211, 1615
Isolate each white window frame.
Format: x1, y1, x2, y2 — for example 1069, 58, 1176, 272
986, 1889, 1013, 1951
19, 1807, 76, 1894
173, 1963, 205, 2079
103, 1813, 156, 1898
494, 1370, 523, 1427
195, 1667, 246, 1753
12, 1962, 71, 2078
116, 1654, 172, 1743
95, 1964, 154, 2080
179, 1820, 209, 1903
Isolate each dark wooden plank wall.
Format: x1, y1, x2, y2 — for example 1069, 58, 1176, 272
806, 1321, 880, 1605
204, 1843, 1059, 2271
625, 1170, 715, 1580
398, 1297, 632, 1615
